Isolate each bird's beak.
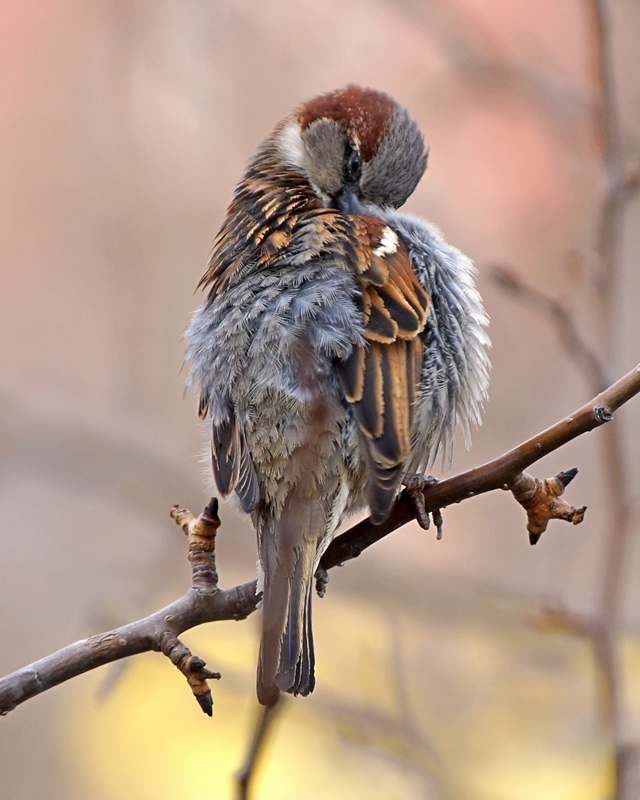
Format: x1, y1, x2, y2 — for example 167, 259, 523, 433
336, 188, 366, 216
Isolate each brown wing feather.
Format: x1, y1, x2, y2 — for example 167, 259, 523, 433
197, 141, 322, 295
363, 288, 398, 343
352, 341, 384, 440
210, 415, 259, 514
211, 417, 239, 497
338, 344, 365, 403
336, 215, 429, 523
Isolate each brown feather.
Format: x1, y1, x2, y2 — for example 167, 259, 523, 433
211, 416, 259, 513
374, 340, 410, 465
197, 138, 322, 294
211, 418, 240, 497
334, 345, 365, 403
406, 336, 423, 428
373, 281, 422, 337
258, 451, 327, 702
198, 391, 209, 419
353, 342, 384, 439
363, 289, 398, 343
335, 214, 431, 522
363, 253, 390, 287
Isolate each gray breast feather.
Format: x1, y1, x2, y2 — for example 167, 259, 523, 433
380, 210, 491, 473
185, 260, 364, 427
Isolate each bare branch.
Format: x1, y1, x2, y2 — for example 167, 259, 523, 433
321, 363, 640, 572
0, 581, 259, 717
0, 365, 639, 718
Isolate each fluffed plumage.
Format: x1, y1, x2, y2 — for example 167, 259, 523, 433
186, 86, 490, 704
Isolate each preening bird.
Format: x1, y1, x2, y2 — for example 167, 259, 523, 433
186, 86, 490, 705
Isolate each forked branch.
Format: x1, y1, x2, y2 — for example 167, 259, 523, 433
0, 364, 639, 718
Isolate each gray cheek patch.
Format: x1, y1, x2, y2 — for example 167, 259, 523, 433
302, 119, 347, 199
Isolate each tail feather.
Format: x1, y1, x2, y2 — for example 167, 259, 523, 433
275, 573, 315, 695
257, 493, 324, 705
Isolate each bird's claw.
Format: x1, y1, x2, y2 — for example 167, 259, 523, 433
315, 567, 329, 598
403, 474, 444, 539
432, 507, 444, 540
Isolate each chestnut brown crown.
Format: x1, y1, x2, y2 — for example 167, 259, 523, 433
275, 85, 428, 211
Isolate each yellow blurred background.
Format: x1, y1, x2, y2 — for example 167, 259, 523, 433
0, 1, 639, 798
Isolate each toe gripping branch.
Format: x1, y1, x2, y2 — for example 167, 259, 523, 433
509, 469, 587, 545
404, 475, 444, 539
165, 498, 222, 715
315, 566, 329, 598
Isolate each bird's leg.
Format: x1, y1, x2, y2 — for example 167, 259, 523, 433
403, 474, 437, 529
403, 475, 444, 538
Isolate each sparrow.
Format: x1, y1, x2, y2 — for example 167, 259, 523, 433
186, 85, 489, 705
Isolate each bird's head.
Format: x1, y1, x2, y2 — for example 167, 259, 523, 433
275, 85, 427, 213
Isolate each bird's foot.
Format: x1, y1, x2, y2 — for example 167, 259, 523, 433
403, 475, 444, 539
315, 566, 329, 598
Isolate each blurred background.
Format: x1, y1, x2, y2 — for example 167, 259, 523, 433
0, 1, 639, 798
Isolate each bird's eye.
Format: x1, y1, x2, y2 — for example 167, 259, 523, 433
345, 149, 362, 182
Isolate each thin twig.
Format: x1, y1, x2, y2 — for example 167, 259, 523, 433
492, 266, 609, 393
236, 696, 284, 800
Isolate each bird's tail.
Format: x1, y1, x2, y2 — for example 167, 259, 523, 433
257, 493, 325, 706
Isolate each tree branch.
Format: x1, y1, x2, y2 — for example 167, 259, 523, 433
0, 583, 260, 718
320, 362, 640, 571
0, 365, 639, 718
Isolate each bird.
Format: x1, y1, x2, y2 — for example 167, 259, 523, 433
186, 85, 490, 705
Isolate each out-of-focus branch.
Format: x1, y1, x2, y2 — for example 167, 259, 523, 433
493, 265, 609, 393
1, 366, 639, 720
493, 5, 639, 786
583, 2, 639, 795
236, 697, 284, 800
494, 262, 637, 795
585, 0, 640, 354
586, 0, 621, 166
587, 4, 640, 793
